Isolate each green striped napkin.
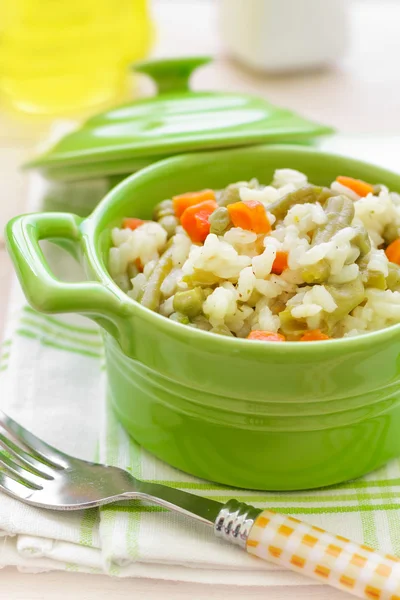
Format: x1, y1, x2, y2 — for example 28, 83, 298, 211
2, 279, 400, 583
0, 277, 313, 586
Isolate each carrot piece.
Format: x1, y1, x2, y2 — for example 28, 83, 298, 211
386, 238, 400, 265
135, 258, 143, 272
180, 200, 218, 243
227, 200, 271, 234
247, 331, 286, 342
300, 329, 330, 342
173, 189, 216, 218
122, 218, 146, 230
271, 251, 289, 274
336, 176, 374, 197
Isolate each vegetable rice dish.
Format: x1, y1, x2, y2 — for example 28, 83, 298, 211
109, 169, 400, 341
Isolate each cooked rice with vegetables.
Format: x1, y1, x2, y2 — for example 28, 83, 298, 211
108, 169, 400, 341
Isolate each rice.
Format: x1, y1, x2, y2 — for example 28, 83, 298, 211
367, 248, 389, 276
272, 168, 308, 189
128, 273, 146, 301
240, 185, 280, 206
182, 234, 251, 281
252, 246, 277, 279
354, 188, 400, 246
237, 266, 256, 302
330, 181, 360, 201
171, 232, 192, 267
283, 202, 327, 234
253, 305, 280, 333
160, 268, 182, 298
109, 221, 167, 280
109, 169, 400, 341
203, 285, 237, 326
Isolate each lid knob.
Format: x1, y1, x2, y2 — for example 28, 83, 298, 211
133, 56, 212, 94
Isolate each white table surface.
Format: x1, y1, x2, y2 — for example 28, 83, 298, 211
1, 1, 400, 597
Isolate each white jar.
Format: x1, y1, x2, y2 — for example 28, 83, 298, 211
219, 0, 349, 73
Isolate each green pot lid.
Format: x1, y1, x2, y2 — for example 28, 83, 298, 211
25, 57, 334, 181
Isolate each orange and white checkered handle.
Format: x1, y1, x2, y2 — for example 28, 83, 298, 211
247, 510, 400, 599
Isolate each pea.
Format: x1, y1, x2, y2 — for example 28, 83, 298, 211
159, 215, 179, 238
173, 287, 204, 318
209, 207, 232, 235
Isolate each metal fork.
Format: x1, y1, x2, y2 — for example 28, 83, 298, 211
0, 409, 399, 600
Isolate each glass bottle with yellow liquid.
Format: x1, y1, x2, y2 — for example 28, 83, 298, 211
0, 1, 152, 115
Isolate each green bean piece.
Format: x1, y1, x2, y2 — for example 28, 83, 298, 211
325, 278, 365, 326
159, 215, 179, 238
217, 179, 258, 207
311, 195, 355, 246
169, 312, 190, 325
365, 271, 387, 290
358, 255, 387, 290
173, 287, 204, 318
183, 269, 222, 287
246, 289, 263, 308
302, 260, 330, 284
210, 324, 234, 336
268, 185, 335, 220
300, 195, 356, 284
269, 298, 287, 316
352, 226, 371, 258
279, 309, 308, 337
383, 223, 400, 246
386, 263, 400, 291
209, 207, 232, 235
140, 249, 173, 311
153, 199, 174, 221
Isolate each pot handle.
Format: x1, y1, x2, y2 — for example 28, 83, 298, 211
5, 212, 129, 339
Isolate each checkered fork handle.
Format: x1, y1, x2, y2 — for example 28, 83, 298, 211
247, 510, 400, 600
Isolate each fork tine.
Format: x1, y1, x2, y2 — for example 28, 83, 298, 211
0, 471, 37, 501
0, 442, 54, 487
0, 410, 68, 470
0, 454, 44, 490
0, 433, 55, 480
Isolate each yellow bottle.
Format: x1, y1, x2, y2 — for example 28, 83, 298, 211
0, 0, 152, 115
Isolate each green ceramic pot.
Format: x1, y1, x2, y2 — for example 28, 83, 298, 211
6, 145, 400, 491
